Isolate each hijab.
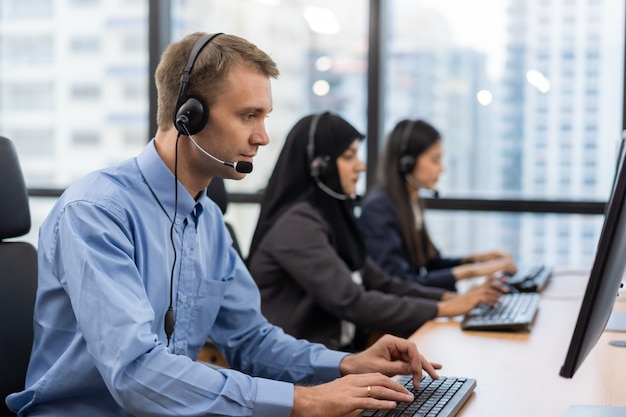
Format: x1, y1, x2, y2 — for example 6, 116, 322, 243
248, 112, 366, 271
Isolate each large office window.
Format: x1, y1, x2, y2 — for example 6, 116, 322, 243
0, 1, 149, 186
0, 0, 149, 243
1, 0, 624, 267
383, 0, 624, 267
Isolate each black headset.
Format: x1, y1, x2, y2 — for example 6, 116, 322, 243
397, 120, 440, 198
398, 119, 417, 175
173, 33, 223, 136
306, 111, 352, 200
307, 111, 331, 178
165, 33, 222, 348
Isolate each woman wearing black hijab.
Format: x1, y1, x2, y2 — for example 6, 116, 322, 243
248, 112, 505, 351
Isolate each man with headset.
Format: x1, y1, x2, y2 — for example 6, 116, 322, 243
6, 32, 440, 417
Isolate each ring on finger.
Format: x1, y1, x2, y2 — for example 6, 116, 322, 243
367, 385, 372, 397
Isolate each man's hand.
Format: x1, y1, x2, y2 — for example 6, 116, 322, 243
339, 334, 441, 387
291, 373, 413, 417
290, 335, 441, 417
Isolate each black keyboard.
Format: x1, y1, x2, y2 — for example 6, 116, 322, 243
506, 263, 552, 292
461, 292, 540, 331
357, 375, 476, 417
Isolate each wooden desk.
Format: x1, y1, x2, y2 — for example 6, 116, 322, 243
409, 271, 626, 416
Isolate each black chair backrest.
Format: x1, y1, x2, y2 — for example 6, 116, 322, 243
0, 137, 37, 416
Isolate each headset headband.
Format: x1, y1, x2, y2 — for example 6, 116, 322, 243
400, 119, 416, 157
174, 32, 223, 118
307, 111, 329, 163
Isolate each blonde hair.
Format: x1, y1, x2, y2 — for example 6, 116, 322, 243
154, 32, 279, 129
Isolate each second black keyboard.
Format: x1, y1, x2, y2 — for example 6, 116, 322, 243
506, 263, 553, 292
461, 292, 540, 331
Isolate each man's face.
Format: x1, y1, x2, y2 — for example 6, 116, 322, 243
191, 63, 273, 180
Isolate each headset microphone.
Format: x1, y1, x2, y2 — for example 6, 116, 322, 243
428, 188, 440, 199
177, 118, 253, 174
314, 176, 357, 201
405, 174, 439, 199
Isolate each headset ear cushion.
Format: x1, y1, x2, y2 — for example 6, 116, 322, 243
399, 155, 416, 174
310, 156, 329, 178
175, 95, 209, 135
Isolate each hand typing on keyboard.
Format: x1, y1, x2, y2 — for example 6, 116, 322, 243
291, 334, 442, 417
436, 275, 510, 317
452, 250, 517, 281
357, 375, 477, 417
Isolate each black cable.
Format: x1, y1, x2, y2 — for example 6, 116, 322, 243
165, 133, 181, 347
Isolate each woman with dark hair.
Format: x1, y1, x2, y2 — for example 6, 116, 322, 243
247, 112, 506, 351
358, 119, 516, 292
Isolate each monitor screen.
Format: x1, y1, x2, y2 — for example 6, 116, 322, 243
559, 136, 626, 378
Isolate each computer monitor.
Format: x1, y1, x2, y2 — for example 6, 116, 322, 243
559, 135, 626, 379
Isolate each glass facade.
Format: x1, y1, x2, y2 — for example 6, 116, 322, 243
0, 0, 623, 266
384, 0, 623, 267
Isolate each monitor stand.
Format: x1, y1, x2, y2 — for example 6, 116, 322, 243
606, 311, 626, 332
606, 312, 626, 347
571, 313, 626, 413
567, 405, 626, 416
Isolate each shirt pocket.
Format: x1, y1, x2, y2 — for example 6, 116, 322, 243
187, 278, 232, 353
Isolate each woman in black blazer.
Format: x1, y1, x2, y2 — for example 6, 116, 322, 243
247, 112, 506, 351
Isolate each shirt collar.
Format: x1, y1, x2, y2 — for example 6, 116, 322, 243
137, 139, 198, 223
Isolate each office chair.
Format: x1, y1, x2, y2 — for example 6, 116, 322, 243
0, 137, 38, 416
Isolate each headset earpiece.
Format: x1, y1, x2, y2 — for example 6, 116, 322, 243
175, 95, 208, 135
399, 154, 416, 175
310, 155, 330, 178
398, 120, 417, 175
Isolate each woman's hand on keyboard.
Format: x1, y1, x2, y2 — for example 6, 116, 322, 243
463, 249, 515, 265
437, 275, 507, 317
452, 256, 517, 280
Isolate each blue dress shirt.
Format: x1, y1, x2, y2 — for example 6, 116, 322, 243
6, 140, 346, 417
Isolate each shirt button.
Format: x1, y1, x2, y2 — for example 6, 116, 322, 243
175, 219, 181, 225
177, 341, 183, 348
181, 295, 188, 303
